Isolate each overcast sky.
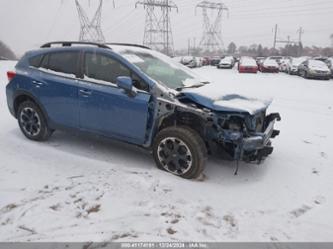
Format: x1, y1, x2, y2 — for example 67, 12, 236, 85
0, 0, 332, 56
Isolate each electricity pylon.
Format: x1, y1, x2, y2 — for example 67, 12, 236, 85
196, 1, 228, 52
135, 0, 178, 56
75, 0, 112, 43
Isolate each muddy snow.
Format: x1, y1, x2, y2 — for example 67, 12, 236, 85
0, 61, 333, 242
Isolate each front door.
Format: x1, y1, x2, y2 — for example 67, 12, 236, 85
78, 51, 151, 145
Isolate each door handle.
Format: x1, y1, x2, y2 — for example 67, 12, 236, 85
32, 80, 45, 87
79, 89, 92, 96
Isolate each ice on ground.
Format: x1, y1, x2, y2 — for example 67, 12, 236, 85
0, 62, 333, 242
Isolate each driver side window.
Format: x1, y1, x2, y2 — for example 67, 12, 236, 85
84, 52, 130, 85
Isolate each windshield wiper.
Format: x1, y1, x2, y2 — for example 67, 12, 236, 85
176, 83, 205, 91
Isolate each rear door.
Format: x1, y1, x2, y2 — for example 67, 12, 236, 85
78, 51, 151, 145
31, 50, 80, 128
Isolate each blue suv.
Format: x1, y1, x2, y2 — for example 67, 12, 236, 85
6, 41, 280, 179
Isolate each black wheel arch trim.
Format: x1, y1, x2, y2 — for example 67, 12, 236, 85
13, 90, 53, 127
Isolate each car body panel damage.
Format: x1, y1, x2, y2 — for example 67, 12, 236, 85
6, 41, 281, 178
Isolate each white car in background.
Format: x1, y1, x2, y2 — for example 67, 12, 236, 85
279, 57, 292, 72
180, 56, 197, 68
195, 57, 203, 67
287, 57, 309, 75
217, 56, 235, 69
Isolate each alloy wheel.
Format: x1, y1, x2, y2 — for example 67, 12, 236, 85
19, 107, 41, 137
157, 137, 193, 175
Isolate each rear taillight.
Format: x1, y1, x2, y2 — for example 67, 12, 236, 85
7, 71, 16, 81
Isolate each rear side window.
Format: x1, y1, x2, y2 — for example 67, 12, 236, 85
29, 54, 43, 68
46, 51, 80, 76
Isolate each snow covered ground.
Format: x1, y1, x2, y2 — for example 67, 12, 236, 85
0, 61, 333, 242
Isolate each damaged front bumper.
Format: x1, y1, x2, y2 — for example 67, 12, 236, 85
242, 113, 281, 162
218, 113, 281, 163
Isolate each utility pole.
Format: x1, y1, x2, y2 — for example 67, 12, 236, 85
273, 24, 278, 49
273, 25, 299, 49
135, 0, 178, 56
74, 0, 114, 43
297, 27, 304, 56
196, 1, 229, 52
297, 27, 304, 44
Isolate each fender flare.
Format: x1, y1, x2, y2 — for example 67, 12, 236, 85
13, 90, 52, 126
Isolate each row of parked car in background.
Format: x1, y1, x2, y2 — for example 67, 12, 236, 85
176, 55, 333, 80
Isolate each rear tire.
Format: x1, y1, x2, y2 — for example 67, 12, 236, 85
17, 101, 53, 141
153, 126, 207, 179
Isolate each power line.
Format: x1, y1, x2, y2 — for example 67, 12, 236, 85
195, 1, 229, 52
75, 0, 111, 42
135, 0, 178, 56
273, 24, 303, 49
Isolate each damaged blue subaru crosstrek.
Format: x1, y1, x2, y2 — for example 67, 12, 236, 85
6, 41, 280, 179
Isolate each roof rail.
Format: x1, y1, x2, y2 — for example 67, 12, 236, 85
41, 41, 110, 49
106, 43, 151, 50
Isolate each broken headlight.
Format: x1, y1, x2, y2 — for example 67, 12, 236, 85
228, 121, 242, 131
224, 117, 244, 131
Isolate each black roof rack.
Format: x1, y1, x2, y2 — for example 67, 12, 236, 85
106, 43, 151, 50
41, 41, 110, 49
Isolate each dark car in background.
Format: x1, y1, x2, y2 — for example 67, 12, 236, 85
298, 59, 331, 80
209, 56, 221, 66
259, 58, 279, 73
256, 57, 266, 67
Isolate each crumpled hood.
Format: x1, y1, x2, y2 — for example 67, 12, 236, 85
181, 84, 272, 115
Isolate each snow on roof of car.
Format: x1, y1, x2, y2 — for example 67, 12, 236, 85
291, 57, 307, 66
263, 59, 278, 67
308, 59, 329, 68
240, 57, 257, 66
221, 56, 233, 62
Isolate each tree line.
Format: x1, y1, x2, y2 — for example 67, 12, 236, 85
175, 41, 333, 58
0, 41, 16, 60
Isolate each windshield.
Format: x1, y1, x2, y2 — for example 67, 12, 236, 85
111, 46, 208, 90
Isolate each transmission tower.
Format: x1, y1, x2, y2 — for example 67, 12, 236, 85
196, 1, 229, 52
135, 0, 178, 56
75, 0, 112, 43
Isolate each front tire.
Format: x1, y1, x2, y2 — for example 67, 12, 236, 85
17, 101, 53, 141
153, 126, 207, 179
